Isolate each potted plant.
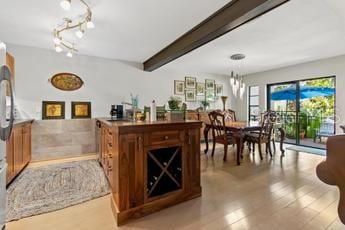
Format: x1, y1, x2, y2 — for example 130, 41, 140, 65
167, 97, 184, 121
168, 96, 182, 111
200, 100, 210, 111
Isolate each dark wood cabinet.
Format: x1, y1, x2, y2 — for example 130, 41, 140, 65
97, 119, 202, 226
6, 121, 33, 185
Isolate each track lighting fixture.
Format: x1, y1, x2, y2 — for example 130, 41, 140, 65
53, 0, 94, 57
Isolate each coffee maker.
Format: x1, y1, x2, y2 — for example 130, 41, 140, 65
110, 105, 123, 120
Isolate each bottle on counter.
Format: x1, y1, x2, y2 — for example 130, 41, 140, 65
150, 100, 156, 122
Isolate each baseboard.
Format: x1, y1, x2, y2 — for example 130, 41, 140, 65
28, 154, 98, 168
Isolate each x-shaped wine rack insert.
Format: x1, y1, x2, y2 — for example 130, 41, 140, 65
147, 147, 182, 197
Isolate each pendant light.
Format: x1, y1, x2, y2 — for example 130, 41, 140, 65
229, 54, 246, 94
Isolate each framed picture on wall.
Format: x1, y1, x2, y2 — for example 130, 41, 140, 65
185, 89, 197, 102
205, 79, 215, 90
185, 76, 196, 89
71, 101, 91, 119
216, 84, 223, 96
42, 101, 65, 120
174, 80, 185, 95
196, 82, 205, 96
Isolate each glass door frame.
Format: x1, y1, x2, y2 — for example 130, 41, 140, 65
267, 75, 336, 149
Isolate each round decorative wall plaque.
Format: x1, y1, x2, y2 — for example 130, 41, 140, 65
50, 73, 84, 91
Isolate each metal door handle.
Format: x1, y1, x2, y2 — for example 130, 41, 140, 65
0, 65, 14, 141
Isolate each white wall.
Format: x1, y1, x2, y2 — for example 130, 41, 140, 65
231, 55, 345, 133
7, 44, 229, 119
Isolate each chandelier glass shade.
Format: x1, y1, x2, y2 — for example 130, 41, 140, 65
53, 0, 94, 57
229, 54, 246, 94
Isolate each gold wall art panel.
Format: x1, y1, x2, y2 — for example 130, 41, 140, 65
50, 73, 84, 91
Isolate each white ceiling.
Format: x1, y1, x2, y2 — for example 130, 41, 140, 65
0, 0, 229, 62
1, 0, 345, 75
163, 0, 345, 75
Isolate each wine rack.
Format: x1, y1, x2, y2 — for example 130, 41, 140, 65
147, 146, 182, 199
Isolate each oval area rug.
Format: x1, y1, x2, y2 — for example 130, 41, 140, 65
6, 159, 110, 222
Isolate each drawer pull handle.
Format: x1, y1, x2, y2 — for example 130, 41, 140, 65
108, 143, 112, 147
164, 136, 169, 140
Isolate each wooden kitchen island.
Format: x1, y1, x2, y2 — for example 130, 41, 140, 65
97, 119, 202, 226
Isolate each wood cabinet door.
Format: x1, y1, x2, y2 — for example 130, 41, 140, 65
6, 52, 15, 96
13, 126, 23, 173
118, 133, 144, 210
184, 128, 201, 193
22, 124, 31, 165
6, 131, 15, 184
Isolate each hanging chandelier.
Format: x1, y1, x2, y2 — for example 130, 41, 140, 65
229, 54, 246, 93
53, 0, 95, 58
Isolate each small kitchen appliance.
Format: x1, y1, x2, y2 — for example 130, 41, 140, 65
109, 105, 123, 120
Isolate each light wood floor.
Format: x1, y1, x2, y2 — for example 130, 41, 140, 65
7, 144, 344, 230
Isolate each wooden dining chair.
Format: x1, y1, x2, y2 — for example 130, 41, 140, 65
245, 111, 277, 160
208, 111, 236, 161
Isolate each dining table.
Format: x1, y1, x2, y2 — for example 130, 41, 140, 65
203, 121, 286, 165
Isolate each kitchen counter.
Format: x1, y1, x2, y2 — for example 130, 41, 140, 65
96, 118, 202, 225
97, 118, 202, 131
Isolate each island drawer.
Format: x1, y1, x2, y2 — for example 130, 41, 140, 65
146, 130, 182, 146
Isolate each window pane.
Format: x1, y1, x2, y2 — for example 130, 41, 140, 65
248, 86, 260, 123
250, 96, 259, 105
250, 86, 259, 96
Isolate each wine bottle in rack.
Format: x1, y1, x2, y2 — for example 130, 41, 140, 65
148, 175, 158, 190
170, 166, 182, 181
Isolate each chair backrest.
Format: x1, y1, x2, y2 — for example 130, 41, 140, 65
213, 109, 236, 122
225, 109, 236, 122
208, 111, 227, 139
181, 103, 187, 120
144, 105, 166, 120
260, 111, 277, 137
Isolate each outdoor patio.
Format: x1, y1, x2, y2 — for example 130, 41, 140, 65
286, 137, 326, 149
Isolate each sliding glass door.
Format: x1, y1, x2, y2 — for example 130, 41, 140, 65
268, 82, 298, 145
267, 76, 336, 149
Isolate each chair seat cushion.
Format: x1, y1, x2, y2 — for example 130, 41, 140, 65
245, 133, 268, 142
215, 133, 236, 144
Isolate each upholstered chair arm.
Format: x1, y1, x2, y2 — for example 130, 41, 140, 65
316, 134, 345, 224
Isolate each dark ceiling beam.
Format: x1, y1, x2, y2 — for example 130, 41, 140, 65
143, 0, 289, 72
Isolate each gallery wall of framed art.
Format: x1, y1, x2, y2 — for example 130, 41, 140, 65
173, 77, 224, 103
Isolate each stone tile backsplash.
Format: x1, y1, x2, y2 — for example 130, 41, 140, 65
32, 119, 96, 161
